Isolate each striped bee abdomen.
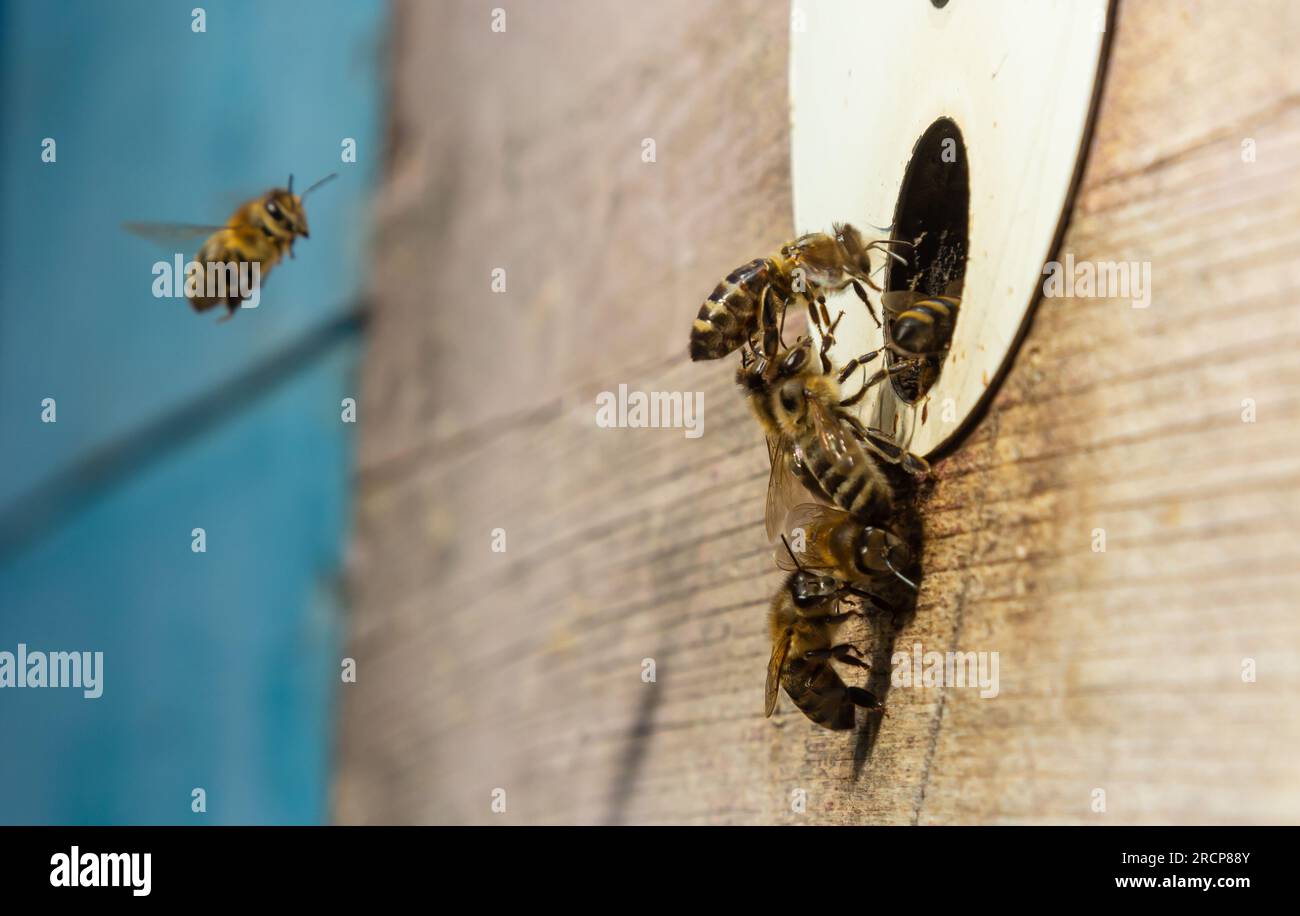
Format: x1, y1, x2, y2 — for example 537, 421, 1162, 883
783, 658, 855, 730
892, 295, 960, 354
689, 257, 785, 361
799, 437, 893, 524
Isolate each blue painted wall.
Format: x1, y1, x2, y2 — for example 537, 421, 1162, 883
0, 0, 386, 824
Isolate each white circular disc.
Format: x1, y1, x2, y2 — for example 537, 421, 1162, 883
790, 0, 1110, 457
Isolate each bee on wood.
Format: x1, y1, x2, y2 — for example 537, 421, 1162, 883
124, 173, 337, 320
765, 535, 887, 730
738, 299, 928, 541
689, 222, 908, 362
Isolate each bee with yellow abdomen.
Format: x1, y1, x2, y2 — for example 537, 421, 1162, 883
885, 291, 960, 358
689, 222, 908, 361
124, 173, 337, 320
765, 535, 887, 730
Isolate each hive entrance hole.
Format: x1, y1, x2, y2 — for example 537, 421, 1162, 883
883, 117, 969, 403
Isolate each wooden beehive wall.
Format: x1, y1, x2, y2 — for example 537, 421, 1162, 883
333, 0, 1300, 824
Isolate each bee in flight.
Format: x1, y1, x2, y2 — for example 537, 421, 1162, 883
124, 173, 337, 320
690, 222, 909, 362
766, 534, 887, 730
738, 298, 928, 542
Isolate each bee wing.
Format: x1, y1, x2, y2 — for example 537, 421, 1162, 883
122, 221, 226, 245
807, 396, 858, 466
765, 628, 792, 717
775, 502, 845, 572
764, 434, 803, 543
879, 289, 927, 317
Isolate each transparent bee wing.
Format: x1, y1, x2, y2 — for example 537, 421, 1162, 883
775, 503, 843, 572
764, 434, 803, 543
121, 221, 226, 245
765, 628, 792, 717
807, 395, 857, 465
879, 289, 927, 317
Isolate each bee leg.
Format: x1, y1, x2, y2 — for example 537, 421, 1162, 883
840, 415, 931, 477
836, 349, 883, 387
804, 610, 862, 625
859, 424, 931, 476
805, 644, 871, 670
776, 288, 791, 349
850, 280, 882, 327
856, 356, 927, 394
830, 644, 872, 668
845, 587, 898, 616
846, 687, 887, 714
818, 311, 844, 373
759, 283, 776, 357
760, 284, 790, 358
838, 358, 892, 409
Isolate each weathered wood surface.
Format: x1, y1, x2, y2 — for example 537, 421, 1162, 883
333, 0, 1300, 824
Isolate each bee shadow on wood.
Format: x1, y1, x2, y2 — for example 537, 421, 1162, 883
851, 470, 928, 779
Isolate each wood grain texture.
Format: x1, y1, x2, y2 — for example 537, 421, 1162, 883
333, 0, 1300, 825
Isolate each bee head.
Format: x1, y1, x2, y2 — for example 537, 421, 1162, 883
261, 187, 309, 239
775, 378, 807, 427
833, 222, 871, 275
262, 172, 337, 241
789, 569, 840, 607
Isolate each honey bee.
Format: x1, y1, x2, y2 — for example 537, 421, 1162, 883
840, 289, 962, 400
765, 535, 887, 729
738, 302, 927, 541
124, 173, 337, 319
690, 223, 908, 362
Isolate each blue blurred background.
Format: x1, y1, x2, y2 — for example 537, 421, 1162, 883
0, 0, 386, 823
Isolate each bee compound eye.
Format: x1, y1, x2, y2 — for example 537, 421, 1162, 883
266, 199, 281, 217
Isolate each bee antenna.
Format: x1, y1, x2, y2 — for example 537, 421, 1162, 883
301, 172, 339, 198
884, 548, 918, 592
288, 174, 294, 195
882, 247, 909, 267
780, 534, 804, 571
